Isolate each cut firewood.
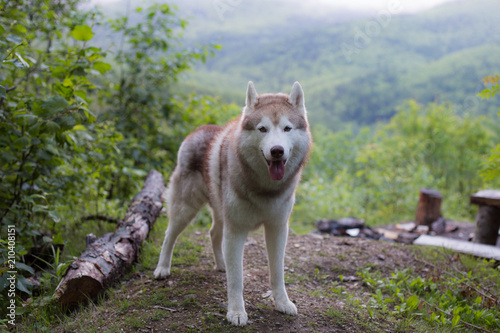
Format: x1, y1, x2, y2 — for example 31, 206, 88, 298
54, 170, 165, 307
415, 188, 442, 226
470, 190, 500, 245
473, 206, 500, 245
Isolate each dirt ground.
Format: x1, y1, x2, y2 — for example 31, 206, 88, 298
49, 228, 431, 333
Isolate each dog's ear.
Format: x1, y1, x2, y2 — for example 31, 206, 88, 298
244, 81, 258, 112
289, 81, 306, 116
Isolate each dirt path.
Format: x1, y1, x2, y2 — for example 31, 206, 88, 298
50, 228, 430, 332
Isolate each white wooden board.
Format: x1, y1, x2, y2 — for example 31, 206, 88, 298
414, 235, 500, 260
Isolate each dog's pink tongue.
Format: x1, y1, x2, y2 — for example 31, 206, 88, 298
269, 161, 285, 181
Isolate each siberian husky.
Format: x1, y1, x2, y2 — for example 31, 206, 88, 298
154, 81, 312, 326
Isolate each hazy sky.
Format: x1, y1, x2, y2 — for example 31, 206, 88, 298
92, 0, 458, 13
314, 0, 457, 12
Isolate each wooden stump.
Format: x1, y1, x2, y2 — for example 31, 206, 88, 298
53, 170, 165, 307
471, 190, 500, 245
415, 188, 442, 226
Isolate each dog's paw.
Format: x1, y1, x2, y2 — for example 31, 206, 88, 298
226, 310, 248, 326
215, 264, 226, 272
153, 266, 170, 280
276, 300, 297, 315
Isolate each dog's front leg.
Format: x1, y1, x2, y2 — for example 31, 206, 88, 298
265, 223, 297, 315
223, 227, 248, 326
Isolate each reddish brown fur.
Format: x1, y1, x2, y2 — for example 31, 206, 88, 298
185, 125, 223, 173
243, 94, 308, 130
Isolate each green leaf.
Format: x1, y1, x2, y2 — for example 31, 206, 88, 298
92, 61, 112, 74
452, 315, 460, 327
0, 151, 17, 162
71, 25, 94, 41
41, 95, 69, 114
23, 194, 46, 204
13, 136, 30, 149
48, 210, 61, 223
44, 121, 61, 133
53, 232, 64, 245
55, 81, 73, 99
33, 204, 49, 213
45, 144, 59, 156
122, 167, 147, 177
406, 295, 419, 310
72, 124, 87, 131
56, 262, 71, 277
62, 77, 73, 87
13, 24, 27, 34
84, 110, 96, 123
15, 262, 34, 275
74, 90, 88, 101
6, 34, 22, 44
74, 95, 88, 106
17, 275, 32, 294
57, 114, 76, 129
15, 52, 30, 68
28, 121, 43, 135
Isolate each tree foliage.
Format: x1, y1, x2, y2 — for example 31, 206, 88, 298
478, 75, 500, 181
0, 0, 105, 247
293, 101, 499, 226
0, 0, 235, 309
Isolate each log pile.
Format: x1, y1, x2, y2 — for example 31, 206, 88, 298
54, 170, 165, 307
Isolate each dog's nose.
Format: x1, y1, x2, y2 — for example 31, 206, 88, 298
270, 145, 284, 158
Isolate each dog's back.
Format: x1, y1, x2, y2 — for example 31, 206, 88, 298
163, 124, 222, 214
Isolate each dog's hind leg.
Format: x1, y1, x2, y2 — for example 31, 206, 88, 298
154, 170, 206, 279
209, 208, 225, 271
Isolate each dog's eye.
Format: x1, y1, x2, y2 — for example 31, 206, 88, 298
258, 127, 267, 133
284, 126, 292, 132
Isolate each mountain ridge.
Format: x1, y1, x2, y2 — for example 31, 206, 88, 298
177, 0, 500, 126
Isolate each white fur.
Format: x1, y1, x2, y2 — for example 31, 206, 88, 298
154, 82, 310, 326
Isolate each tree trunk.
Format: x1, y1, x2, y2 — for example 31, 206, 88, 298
415, 188, 442, 226
54, 170, 165, 307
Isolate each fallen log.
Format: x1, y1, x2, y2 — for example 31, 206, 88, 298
54, 170, 165, 307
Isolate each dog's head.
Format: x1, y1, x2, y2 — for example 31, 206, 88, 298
239, 81, 311, 181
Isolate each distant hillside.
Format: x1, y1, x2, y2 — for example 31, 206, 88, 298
176, 0, 500, 127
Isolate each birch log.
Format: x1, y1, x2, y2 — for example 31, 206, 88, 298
54, 170, 165, 307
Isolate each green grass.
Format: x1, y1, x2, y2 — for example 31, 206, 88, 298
13, 216, 500, 333
358, 250, 500, 332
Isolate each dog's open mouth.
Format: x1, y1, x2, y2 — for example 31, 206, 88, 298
263, 156, 287, 181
